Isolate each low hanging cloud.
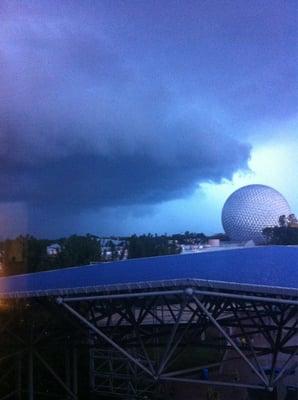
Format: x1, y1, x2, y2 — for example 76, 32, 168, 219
0, 3, 252, 235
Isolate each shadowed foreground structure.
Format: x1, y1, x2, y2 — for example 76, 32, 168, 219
0, 247, 297, 399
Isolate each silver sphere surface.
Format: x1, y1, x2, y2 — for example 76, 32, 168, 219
222, 184, 291, 244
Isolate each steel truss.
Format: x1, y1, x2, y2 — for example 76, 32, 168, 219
0, 285, 296, 399
0, 300, 82, 399
58, 286, 298, 398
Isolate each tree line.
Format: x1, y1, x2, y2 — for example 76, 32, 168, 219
0, 231, 229, 276
0, 234, 101, 276
263, 213, 298, 245
128, 234, 181, 259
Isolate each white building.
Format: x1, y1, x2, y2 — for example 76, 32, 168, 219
46, 243, 62, 256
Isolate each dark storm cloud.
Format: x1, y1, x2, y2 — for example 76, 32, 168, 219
2, 137, 249, 208
0, 1, 251, 224
2, 1, 296, 235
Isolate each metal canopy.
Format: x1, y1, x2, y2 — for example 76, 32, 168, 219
0, 246, 297, 398
0, 246, 298, 299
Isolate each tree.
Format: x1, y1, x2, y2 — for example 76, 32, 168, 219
128, 234, 180, 259
263, 226, 298, 245
59, 235, 101, 267
0, 234, 102, 275
2, 235, 50, 275
278, 215, 288, 227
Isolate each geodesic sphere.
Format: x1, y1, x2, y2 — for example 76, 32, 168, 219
222, 184, 291, 244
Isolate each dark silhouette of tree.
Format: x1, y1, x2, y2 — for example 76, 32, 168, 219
263, 226, 298, 245
58, 235, 101, 267
128, 234, 180, 259
1, 235, 51, 275
263, 213, 298, 245
1, 234, 102, 275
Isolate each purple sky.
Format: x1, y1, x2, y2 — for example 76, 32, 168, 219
0, 1, 297, 238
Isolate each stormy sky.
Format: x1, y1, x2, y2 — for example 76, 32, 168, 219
0, 1, 297, 238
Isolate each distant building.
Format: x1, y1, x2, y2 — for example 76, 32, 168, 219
100, 238, 127, 261
180, 244, 203, 254
180, 239, 255, 255
207, 238, 220, 247
47, 243, 62, 256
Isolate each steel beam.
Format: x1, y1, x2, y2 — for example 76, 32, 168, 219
62, 288, 298, 306
58, 299, 155, 378
193, 296, 271, 388
157, 299, 187, 375
159, 376, 269, 391
34, 351, 77, 399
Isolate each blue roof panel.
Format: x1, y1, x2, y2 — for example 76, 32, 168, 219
0, 246, 297, 298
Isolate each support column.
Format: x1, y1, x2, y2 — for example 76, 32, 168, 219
72, 347, 78, 396
16, 353, 22, 400
65, 349, 71, 399
28, 349, 34, 400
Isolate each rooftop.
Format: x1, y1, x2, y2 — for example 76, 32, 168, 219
0, 246, 297, 299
